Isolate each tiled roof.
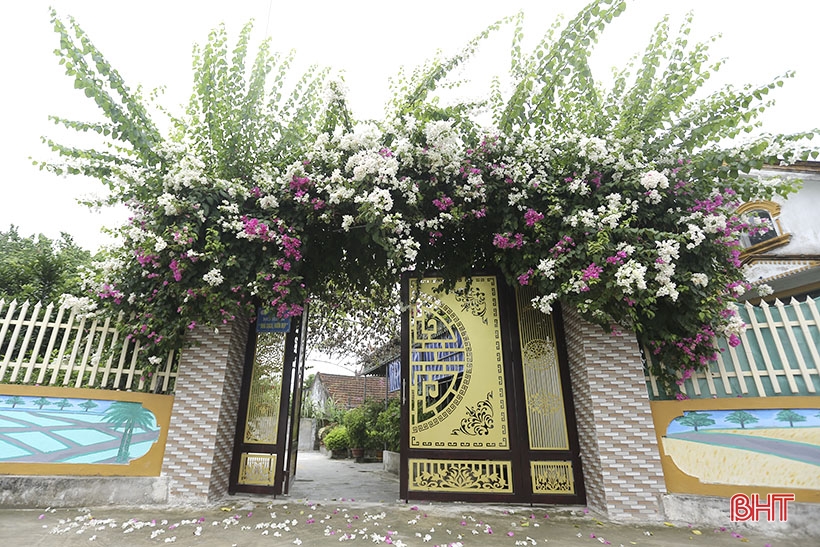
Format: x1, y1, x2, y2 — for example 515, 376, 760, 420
311, 373, 391, 409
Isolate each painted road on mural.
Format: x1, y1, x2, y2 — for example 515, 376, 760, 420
669, 431, 820, 466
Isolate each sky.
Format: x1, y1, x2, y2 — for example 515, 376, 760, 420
1, 0, 819, 374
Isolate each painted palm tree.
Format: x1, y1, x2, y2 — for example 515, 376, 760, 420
79, 400, 99, 412
4, 396, 25, 409
103, 402, 155, 463
31, 397, 53, 410
54, 398, 73, 411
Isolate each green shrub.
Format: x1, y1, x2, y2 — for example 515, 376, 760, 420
322, 425, 349, 451
343, 407, 368, 448
376, 398, 400, 452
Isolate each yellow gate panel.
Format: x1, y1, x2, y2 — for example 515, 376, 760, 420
530, 461, 575, 495
516, 286, 570, 450
408, 276, 509, 450
238, 453, 277, 486
409, 458, 514, 493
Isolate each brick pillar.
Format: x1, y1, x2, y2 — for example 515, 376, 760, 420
563, 307, 666, 522
162, 318, 249, 504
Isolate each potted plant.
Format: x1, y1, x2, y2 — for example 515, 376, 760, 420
322, 425, 350, 459
344, 407, 367, 459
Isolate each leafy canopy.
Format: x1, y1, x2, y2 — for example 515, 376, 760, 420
0, 225, 91, 303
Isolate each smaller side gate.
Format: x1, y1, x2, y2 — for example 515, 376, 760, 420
228, 310, 308, 495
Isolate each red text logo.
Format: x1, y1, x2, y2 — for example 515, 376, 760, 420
730, 493, 794, 522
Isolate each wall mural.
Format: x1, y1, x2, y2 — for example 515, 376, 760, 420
0, 394, 159, 464
663, 408, 820, 490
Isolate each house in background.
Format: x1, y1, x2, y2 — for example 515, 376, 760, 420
307, 372, 391, 413
740, 161, 820, 300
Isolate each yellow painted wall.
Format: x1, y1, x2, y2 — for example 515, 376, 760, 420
0, 384, 173, 477
651, 397, 820, 504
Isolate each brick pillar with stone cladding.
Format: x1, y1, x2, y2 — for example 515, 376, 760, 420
563, 307, 666, 522
162, 318, 249, 504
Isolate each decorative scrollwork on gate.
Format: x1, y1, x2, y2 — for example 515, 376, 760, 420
409, 459, 513, 493
454, 285, 488, 324
522, 338, 556, 371
452, 391, 494, 436
530, 461, 575, 495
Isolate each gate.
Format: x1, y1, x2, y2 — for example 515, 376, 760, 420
229, 310, 308, 495
400, 274, 585, 503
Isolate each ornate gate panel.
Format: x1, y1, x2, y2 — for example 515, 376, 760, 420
402, 275, 517, 501
513, 286, 585, 503
401, 274, 585, 504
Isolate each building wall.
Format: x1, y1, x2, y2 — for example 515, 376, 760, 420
563, 307, 667, 522
162, 319, 249, 504
754, 168, 820, 258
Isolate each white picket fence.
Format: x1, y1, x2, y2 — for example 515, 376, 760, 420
0, 299, 176, 394
646, 296, 820, 399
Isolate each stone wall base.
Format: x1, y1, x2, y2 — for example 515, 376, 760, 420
0, 476, 169, 508
662, 494, 820, 539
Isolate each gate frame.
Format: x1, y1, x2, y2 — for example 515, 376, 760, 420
227, 310, 307, 496
399, 272, 586, 504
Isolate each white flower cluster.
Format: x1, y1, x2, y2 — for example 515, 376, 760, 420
691, 273, 708, 287
157, 193, 179, 216
718, 302, 746, 339
532, 292, 559, 315
346, 150, 399, 182
640, 170, 669, 190
356, 187, 394, 213
596, 193, 635, 230
640, 170, 669, 204
702, 214, 728, 234
423, 120, 464, 173
162, 152, 207, 191
537, 258, 557, 279
154, 236, 168, 252
59, 294, 98, 317
577, 136, 609, 163
757, 283, 774, 297
685, 223, 706, 249
615, 260, 647, 294
654, 239, 680, 301
203, 268, 224, 287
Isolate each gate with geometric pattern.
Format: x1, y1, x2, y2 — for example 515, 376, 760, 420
400, 274, 585, 503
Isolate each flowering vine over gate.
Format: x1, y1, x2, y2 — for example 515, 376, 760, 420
41, 0, 819, 398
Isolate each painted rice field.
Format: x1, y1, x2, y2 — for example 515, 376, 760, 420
0, 394, 159, 464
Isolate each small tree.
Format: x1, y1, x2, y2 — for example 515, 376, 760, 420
775, 409, 807, 428
724, 410, 758, 429
0, 226, 91, 303
31, 397, 53, 410
54, 398, 74, 411
675, 411, 715, 432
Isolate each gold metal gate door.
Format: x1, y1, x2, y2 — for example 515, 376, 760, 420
229, 312, 307, 496
400, 274, 585, 504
